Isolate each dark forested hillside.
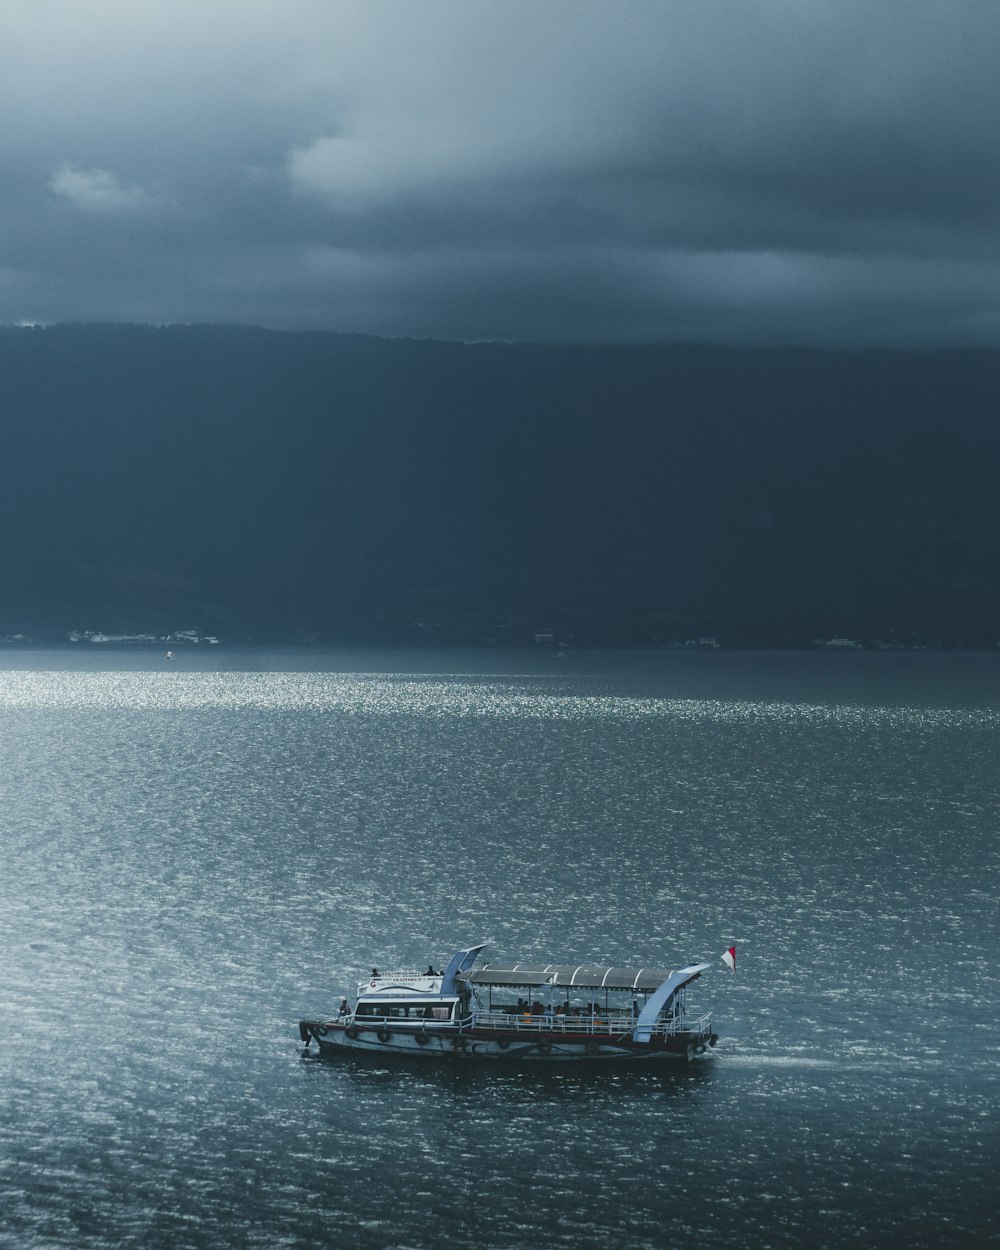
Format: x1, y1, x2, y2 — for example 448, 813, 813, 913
1, 323, 998, 644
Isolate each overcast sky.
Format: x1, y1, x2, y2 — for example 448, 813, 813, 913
3, 1, 1000, 345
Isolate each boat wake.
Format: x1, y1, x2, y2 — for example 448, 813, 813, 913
721, 1053, 839, 1068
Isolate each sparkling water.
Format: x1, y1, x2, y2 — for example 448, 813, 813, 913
1, 647, 997, 1249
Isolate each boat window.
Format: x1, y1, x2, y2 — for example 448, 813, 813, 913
355, 1002, 454, 1019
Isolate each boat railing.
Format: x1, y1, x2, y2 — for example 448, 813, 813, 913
466, 1009, 711, 1038
369, 969, 431, 981
344, 1007, 713, 1038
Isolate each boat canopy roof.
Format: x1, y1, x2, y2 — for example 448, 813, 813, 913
458, 963, 688, 992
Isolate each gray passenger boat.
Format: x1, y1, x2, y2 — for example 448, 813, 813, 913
299, 944, 718, 1062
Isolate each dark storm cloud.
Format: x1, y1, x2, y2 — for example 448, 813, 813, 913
3, 1, 1000, 343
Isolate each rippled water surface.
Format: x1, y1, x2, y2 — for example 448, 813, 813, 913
1, 647, 997, 1248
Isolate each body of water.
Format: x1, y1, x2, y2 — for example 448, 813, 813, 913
1, 647, 997, 1248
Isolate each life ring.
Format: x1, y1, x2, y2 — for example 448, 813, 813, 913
344, 1026, 358, 1040
377, 1028, 392, 1044
537, 1042, 552, 1056
585, 1041, 600, 1055
694, 1042, 706, 1056
497, 1038, 511, 1051
317, 1025, 329, 1038
416, 1031, 430, 1046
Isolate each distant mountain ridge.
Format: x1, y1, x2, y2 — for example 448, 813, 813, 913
1, 323, 998, 644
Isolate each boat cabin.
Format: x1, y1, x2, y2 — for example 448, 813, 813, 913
352, 969, 466, 1025
345, 951, 708, 1041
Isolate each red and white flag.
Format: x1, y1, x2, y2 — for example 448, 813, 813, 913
721, 945, 736, 972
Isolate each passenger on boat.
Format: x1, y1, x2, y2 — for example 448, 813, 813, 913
371, 968, 380, 977
338, 998, 350, 1017
426, 964, 439, 976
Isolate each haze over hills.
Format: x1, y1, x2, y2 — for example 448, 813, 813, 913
1, 323, 998, 646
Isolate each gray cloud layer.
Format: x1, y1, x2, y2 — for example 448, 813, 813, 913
4, 1, 1000, 343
